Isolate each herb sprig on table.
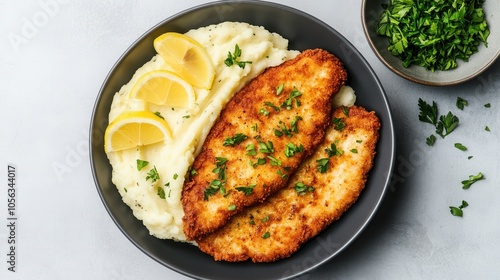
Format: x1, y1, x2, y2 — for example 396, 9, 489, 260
376, 0, 490, 71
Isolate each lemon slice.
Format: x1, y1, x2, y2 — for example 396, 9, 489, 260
130, 70, 196, 109
154, 32, 215, 89
104, 111, 171, 153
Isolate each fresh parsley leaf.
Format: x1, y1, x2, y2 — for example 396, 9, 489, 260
235, 184, 256, 196
436, 112, 459, 138
454, 143, 467, 151
262, 231, 271, 239
267, 155, 282, 166
136, 159, 149, 171
462, 172, 485, 189
426, 134, 436, 146
456, 97, 468, 110
258, 141, 274, 154
284, 142, 304, 157
223, 133, 249, 147
258, 107, 270, 116
485, 126, 490, 132
294, 182, 315, 195
450, 200, 469, 217
157, 187, 166, 199
246, 143, 257, 156
146, 166, 160, 183
153, 111, 165, 119
325, 142, 343, 157
280, 87, 302, 110
224, 44, 253, 69
316, 158, 330, 173
276, 83, 284, 95
342, 106, 349, 117
332, 117, 346, 131
350, 148, 358, 154
484, 103, 491, 108
264, 101, 280, 112
418, 98, 438, 126
261, 215, 270, 222
449, 206, 463, 217
228, 204, 237, 211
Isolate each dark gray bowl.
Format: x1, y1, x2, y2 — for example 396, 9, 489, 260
90, 1, 395, 279
362, 0, 500, 86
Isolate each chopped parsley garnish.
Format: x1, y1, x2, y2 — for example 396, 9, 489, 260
485, 126, 490, 132
325, 142, 343, 157
284, 142, 304, 158
350, 149, 358, 154
249, 157, 266, 168
332, 117, 346, 131
342, 106, 349, 117
157, 187, 166, 199
224, 44, 253, 69
235, 184, 256, 196
276, 83, 284, 95
450, 200, 469, 217
246, 144, 257, 156
258, 141, 274, 154
136, 159, 149, 171
426, 135, 436, 146
281, 87, 302, 110
182, 115, 190, 119
146, 166, 160, 183
261, 215, 270, 222
153, 111, 165, 119
264, 101, 280, 113
316, 158, 330, 173
213, 157, 228, 180
376, 0, 490, 71
223, 133, 249, 147
436, 112, 459, 138
274, 121, 292, 138
291, 116, 302, 134
258, 108, 270, 116
484, 103, 491, 108
228, 204, 237, 211
294, 182, 315, 195
456, 97, 468, 110
251, 124, 258, 132
454, 143, 467, 151
462, 172, 485, 189
204, 179, 225, 200
262, 231, 271, 239
267, 155, 282, 166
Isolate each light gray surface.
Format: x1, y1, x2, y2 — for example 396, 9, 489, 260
1, 0, 498, 279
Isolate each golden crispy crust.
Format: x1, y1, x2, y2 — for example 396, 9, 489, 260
196, 106, 380, 262
182, 49, 347, 240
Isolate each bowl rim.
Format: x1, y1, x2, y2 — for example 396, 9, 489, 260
361, 0, 500, 86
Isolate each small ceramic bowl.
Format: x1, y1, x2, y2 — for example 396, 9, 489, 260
362, 0, 500, 86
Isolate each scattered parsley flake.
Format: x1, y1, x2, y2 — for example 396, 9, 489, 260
454, 143, 467, 151
235, 184, 256, 196
224, 44, 253, 69
146, 166, 160, 183
456, 97, 468, 110
136, 159, 149, 171
262, 231, 271, 239
426, 135, 436, 146
223, 133, 249, 147
462, 172, 485, 189
228, 204, 237, 211
157, 187, 166, 199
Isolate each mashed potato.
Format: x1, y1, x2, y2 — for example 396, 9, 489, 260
107, 22, 300, 241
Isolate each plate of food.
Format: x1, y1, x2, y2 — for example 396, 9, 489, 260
90, 1, 395, 279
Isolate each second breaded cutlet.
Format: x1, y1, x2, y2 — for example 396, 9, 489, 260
182, 49, 347, 240
196, 106, 380, 262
